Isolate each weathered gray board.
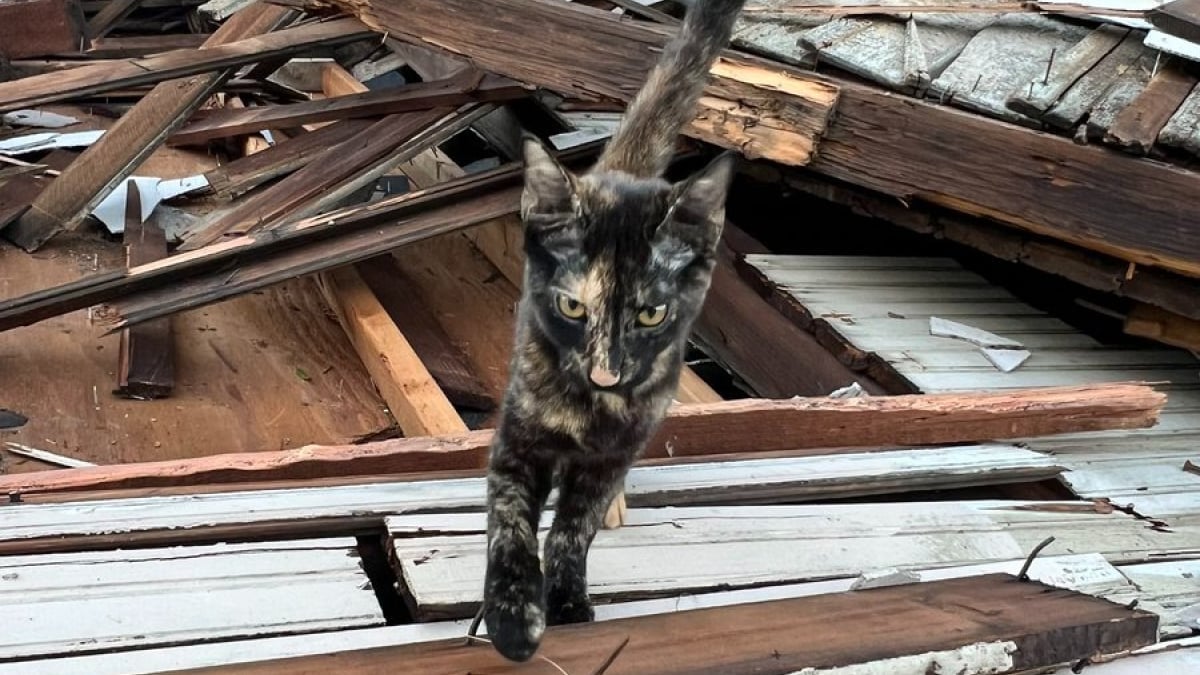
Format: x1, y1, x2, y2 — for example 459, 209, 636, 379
0, 538, 383, 660
386, 502, 1200, 620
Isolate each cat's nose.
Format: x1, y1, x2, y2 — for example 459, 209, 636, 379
589, 364, 620, 387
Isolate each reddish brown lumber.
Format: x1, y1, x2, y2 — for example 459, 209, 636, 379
0, 383, 1164, 495
0, 0, 88, 59
114, 183, 174, 400
1105, 63, 1198, 155
170, 574, 1158, 675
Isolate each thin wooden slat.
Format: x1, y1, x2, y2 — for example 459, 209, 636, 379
169, 573, 1159, 675
169, 73, 525, 145
1043, 32, 1149, 129
82, 34, 210, 57
0, 538, 384, 660
1158, 82, 1200, 155
3, 2, 297, 252
0, 383, 1164, 496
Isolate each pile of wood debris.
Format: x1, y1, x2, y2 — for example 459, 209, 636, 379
1, 1, 1199, 673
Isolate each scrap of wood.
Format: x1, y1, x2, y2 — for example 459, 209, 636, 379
1124, 302, 1200, 351
750, 1, 1151, 18
0, 150, 76, 231
0, 382, 1164, 495
3, 442, 95, 468
161, 574, 1159, 675
1105, 62, 1199, 155
0, 0, 89, 59
168, 73, 526, 146
115, 183, 174, 400
82, 34, 211, 57
1149, 0, 1200, 44
3, 3, 296, 252
309, 0, 840, 166
1158, 82, 1200, 156
0, 17, 373, 113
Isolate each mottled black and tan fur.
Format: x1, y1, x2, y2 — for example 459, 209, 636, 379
480, 0, 747, 661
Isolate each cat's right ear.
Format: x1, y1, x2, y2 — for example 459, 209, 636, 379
520, 134, 577, 225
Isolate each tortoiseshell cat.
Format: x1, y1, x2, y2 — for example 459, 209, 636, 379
481, 0, 747, 661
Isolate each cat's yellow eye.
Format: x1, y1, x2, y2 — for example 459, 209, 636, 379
556, 294, 586, 320
637, 305, 668, 327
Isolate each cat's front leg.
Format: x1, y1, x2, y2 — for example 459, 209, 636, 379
482, 444, 553, 662
544, 455, 629, 625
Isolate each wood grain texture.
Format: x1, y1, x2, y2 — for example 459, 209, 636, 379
170, 574, 1158, 675
1043, 33, 1148, 130
0, 0, 88, 59
318, 267, 468, 437
1158, 82, 1200, 156
202, 119, 374, 197
1007, 24, 1128, 117
809, 83, 1200, 279
1124, 303, 1200, 351
0, 383, 1163, 495
5, 2, 295, 251
169, 73, 525, 145
355, 255, 495, 411
318, 0, 839, 165
0, 538, 384, 660
1105, 63, 1198, 155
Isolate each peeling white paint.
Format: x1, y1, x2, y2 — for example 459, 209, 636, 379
788, 640, 1018, 675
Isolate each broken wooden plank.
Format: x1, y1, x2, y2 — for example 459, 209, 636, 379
314, 0, 840, 166
1085, 47, 1161, 140
183, 107, 452, 248
318, 267, 468, 437
0, 149, 75, 230
1149, 0, 1200, 44
0, 538, 384, 660
201, 119, 373, 198
1007, 24, 1129, 117
0, 17, 372, 113
1042, 32, 1152, 129
0, 0, 88, 59
82, 34, 210, 57
168, 73, 525, 146
114, 182, 173, 400
1104, 61, 1197, 153
0, 383, 1164, 496
3, 3, 295, 251
175, 572, 1158, 673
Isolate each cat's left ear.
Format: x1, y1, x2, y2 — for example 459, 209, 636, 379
660, 152, 736, 253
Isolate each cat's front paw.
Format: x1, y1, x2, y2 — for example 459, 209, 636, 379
484, 597, 546, 662
547, 586, 594, 625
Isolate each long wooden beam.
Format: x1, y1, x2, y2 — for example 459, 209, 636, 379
167, 574, 1159, 675
0, 382, 1164, 496
315, 0, 1200, 280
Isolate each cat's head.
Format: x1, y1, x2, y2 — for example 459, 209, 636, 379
518, 136, 733, 391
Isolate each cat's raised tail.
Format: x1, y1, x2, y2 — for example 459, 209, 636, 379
594, 0, 747, 178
